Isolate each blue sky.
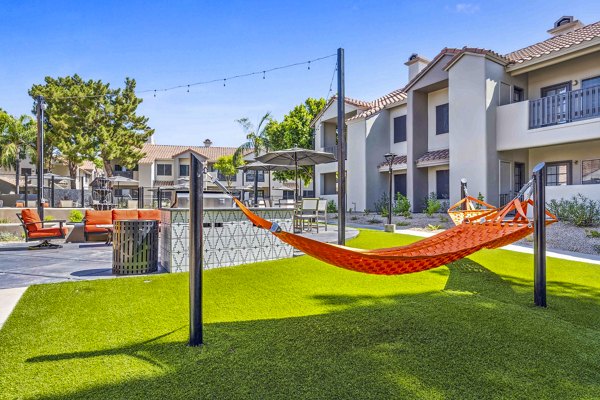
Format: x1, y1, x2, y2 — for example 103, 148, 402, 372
1, 1, 600, 147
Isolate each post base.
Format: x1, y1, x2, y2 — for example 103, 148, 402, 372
28, 240, 62, 250
384, 224, 396, 233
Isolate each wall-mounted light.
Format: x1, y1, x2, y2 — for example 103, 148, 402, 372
572, 79, 579, 86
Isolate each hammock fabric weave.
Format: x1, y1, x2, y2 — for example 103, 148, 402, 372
233, 197, 557, 275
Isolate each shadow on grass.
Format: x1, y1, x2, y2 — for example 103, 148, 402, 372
18, 259, 600, 399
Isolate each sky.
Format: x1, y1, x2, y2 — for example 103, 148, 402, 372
1, 0, 600, 148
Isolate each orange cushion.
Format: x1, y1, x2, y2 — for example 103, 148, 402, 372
85, 210, 112, 226
84, 225, 110, 233
138, 209, 161, 221
112, 209, 139, 221
21, 209, 42, 232
28, 227, 67, 238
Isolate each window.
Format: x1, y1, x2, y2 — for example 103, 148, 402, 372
245, 170, 264, 182
21, 168, 32, 176
436, 170, 450, 199
435, 103, 449, 135
545, 162, 571, 186
179, 164, 189, 177
582, 76, 600, 89
514, 162, 525, 193
156, 163, 172, 176
541, 82, 571, 97
393, 116, 407, 143
114, 164, 123, 171
283, 190, 294, 200
513, 86, 524, 103
582, 159, 600, 184
394, 174, 407, 196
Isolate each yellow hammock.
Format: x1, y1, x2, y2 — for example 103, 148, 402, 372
233, 197, 557, 275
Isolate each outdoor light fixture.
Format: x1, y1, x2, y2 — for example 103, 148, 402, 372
384, 152, 396, 226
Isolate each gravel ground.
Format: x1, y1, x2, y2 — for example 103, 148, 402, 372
331, 212, 600, 256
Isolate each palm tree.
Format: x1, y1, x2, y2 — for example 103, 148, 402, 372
0, 111, 36, 194
233, 112, 271, 205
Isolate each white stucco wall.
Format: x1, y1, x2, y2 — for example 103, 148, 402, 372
527, 52, 600, 99
546, 184, 600, 203
346, 118, 367, 211
529, 139, 600, 185
427, 165, 449, 196
427, 88, 449, 151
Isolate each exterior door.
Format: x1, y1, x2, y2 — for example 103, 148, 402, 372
394, 174, 407, 197
499, 161, 512, 206
514, 162, 525, 193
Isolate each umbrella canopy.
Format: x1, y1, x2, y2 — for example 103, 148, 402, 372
255, 147, 336, 201
107, 176, 139, 184
238, 161, 296, 204
255, 147, 336, 166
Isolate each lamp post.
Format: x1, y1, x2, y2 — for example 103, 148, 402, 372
384, 152, 396, 227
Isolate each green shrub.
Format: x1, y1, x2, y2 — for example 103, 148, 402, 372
363, 209, 371, 216
426, 224, 443, 231
474, 192, 485, 210
367, 217, 382, 224
0, 218, 9, 224
393, 193, 411, 217
547, 195, 600, 227
0, 232, 20, 242
350, 216, 359, 221
326, 200, 337, 214
439, 215, 449, 223
68, 210, 84, 223
587, 230, 600, 238
43, 215, 55, 222
381, 207, 389, 217
373, 192, 390, 215
395, 221, 410, 227
423, 192, 442, 216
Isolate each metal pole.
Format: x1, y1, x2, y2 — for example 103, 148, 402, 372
24, 173, 28, 202
51, 176, 55, 207
460, 178, 467, 210
294, 153, 299, 203
138, 186, 144, 208
81, 176, 85, 207
532, 162, 547, 307
189, 154, 204, 346
35, 96, 45, 219
337, 47, 346, 245
157, 187, 162, 209
388, 164, 393, 225
253, 170, 258, 206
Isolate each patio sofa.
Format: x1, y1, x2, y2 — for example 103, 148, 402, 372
83, 209, 161, 241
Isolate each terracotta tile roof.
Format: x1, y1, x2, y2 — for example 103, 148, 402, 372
416, 149, 449, 166
138, 143, 239, 164
80, 160, 97, 171
443, 47, 509, 70
377, 154, 407, 168
403, 48, 461, 92
153, 180, 174, 186
505, 20, 600, 64
348, 89, 408, 121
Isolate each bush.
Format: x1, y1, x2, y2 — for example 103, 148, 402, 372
423, 192, 442, 216
547, 195, 600, 227
373, 192, 390, 215
0, 218, 9, 224
393, 193, 411, 217
474, 192, 485, 210
326, 200, 337, 214
586, 230, 600, 239
43, 215, 55, 222
68, 210, 84, 223
0, 232, 20, 242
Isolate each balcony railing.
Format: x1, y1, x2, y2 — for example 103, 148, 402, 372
320, 144, 346, 159
529, 85, 600, 129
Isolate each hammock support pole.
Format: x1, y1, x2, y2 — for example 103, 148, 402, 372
532, 162, 547, 307
337, 47, 346, 245
460, 178, 467, 211
189, 153, 204, 346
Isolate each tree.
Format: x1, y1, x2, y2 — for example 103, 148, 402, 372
233, 112, 272, 204
265, 97, 326, 185
29, 75, 106, 187
0, 111, 36, 194
213, 155, 240, 189
94, 78, 154, 176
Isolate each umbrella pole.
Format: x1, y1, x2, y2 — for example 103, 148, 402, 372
254, 171, 258, 206
294, 153, 298, 203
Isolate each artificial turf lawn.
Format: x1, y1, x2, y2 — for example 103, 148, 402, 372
1, 230, 599, 399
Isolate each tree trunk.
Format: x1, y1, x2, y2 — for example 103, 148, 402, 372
15, 158, 21, 195
68, 161, 78, 189
103, 159, 113, 177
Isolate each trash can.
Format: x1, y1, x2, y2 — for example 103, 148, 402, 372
112, 219, 158, 275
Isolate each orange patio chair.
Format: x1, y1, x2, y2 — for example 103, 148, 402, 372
17, 209, 68, 250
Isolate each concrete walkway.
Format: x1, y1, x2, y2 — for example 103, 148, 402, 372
0, 287, 27, 328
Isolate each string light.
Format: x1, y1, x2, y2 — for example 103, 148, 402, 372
187, 85, 190, 93
153, 90, 157, 98
308, 60, 311, 70
326, 61, 338, 101
262, 71, 265, 79
223, 78, 226, 87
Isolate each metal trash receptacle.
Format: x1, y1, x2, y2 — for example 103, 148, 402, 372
112, 219, 158, 275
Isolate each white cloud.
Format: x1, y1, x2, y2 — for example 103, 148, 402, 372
453, 3, 480, 14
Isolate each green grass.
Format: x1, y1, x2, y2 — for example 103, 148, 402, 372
1, 230, 600, 399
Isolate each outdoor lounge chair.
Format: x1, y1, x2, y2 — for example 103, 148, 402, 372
294, 198, 319, 233
317, 199, 328, 231
17, 209, 67, 249
83, 210, 112, 241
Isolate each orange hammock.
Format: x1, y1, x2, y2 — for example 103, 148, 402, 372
233, 197, 557, 275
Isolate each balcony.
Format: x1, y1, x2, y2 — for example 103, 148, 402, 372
496, 92, 600, 151
113, 170, 134, 179
320, 144, 346, 160
529, 86, 600, 129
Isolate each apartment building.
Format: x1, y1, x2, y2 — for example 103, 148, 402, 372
314, 16, 600, 211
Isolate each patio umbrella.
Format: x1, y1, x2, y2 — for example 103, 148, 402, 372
255, 147, 336, 201
108, 176, 139, 204
237, 161, 295, 205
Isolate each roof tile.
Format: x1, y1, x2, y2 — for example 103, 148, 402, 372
139, 143, 239, 164
416, 149, 449, 165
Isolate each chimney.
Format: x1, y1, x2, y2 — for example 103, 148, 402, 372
405, 54, 430, 82
203, 139, 212, 147
547, 16, 583, 36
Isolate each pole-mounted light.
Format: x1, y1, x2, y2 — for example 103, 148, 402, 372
36, 96, 47, 219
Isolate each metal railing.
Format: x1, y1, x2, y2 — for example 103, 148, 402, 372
321, 144, 345, 160
113, 170, 134, 179
529, 85, 600, 129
